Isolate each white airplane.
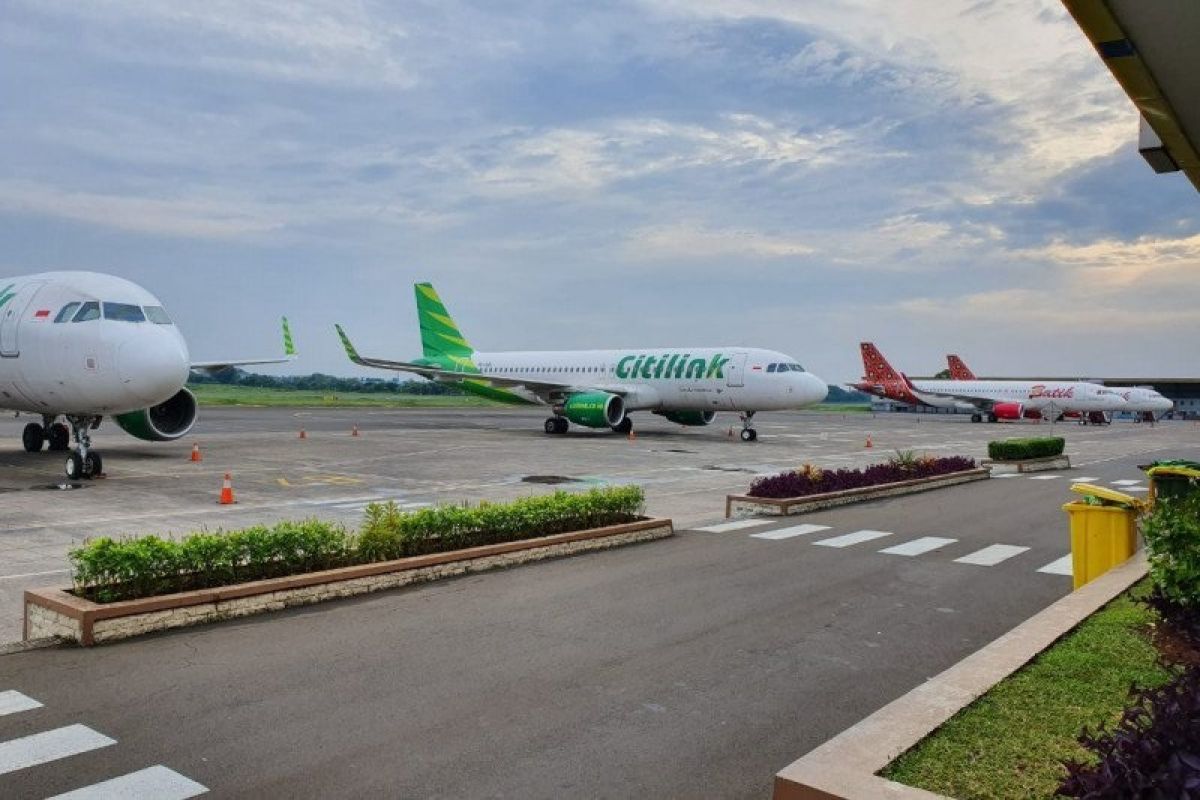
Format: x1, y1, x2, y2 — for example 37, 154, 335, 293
0, 271, 294, 479
851, 343, 1127, 422
335, 282, 828, 441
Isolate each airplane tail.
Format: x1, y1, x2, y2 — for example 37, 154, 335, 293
946, 354, 976, 380
860, 342, 902, 382
414, 282, 474, 361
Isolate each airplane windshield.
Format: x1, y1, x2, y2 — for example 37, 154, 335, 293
54, 302, 81, 323
103, 302, 146, 323
71, 302, 101, 323
143, 305, 172, 324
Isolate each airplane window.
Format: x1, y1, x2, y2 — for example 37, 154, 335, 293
103, 303, 146, 323
71, 302, 101, 323
144, 306, 172, 324
767, 364, 776, 373
54, 302, 81, 323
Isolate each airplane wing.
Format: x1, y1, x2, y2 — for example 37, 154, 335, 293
334, 323, 623, 401
191, 316, 297, 373
900, 374, 995, 411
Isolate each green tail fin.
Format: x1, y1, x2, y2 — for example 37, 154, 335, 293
414, 282, 473, 360
281, 316, 297, 357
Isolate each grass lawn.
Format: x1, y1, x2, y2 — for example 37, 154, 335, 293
807, 403, 873, 413
188, 384, 500, 408
881, 582, 1173, 799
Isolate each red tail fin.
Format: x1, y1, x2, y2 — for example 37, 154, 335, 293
946, 354, 976, 381
860, 342, 901, 382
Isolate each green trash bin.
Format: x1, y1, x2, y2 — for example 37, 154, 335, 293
1141, 460, 1200, 505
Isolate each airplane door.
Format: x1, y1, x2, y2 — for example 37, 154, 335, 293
0, 282, 46, 358
725, 352, 747, 388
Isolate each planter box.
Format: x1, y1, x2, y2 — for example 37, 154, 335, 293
725, 469, 990, 519
983, 454, 1071, 474
25, 518, 673, 646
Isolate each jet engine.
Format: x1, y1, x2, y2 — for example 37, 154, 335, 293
113, 388, 199, 441
560, 392, 625, 428
992, 402, 1025, 421
655, 410, 716, 426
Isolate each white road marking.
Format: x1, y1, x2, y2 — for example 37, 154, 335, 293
0, 569, 70, 582
992, 474, 1020, 479
1125, 487, 1150, 493
879, 537, 957, 557
813, 529, 893, 548
1111, 479, 1143, 487
0, 691, 42, 717
48, 765, 209, 799
751, 524, 832, 541
1037, 555, 1073, 576
954, 544, 1030, 567
1071, 477, 1100, 483
0, 724, 116, 775
1028, 475, 1063, 481
694, 519, 772, 533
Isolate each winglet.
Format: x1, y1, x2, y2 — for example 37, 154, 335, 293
334, 324, 364, 364
282, 316, 297, 357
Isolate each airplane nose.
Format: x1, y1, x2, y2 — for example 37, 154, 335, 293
805, 373, 829, 404
118, 331, 190, 406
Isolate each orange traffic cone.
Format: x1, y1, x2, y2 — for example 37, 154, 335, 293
351, 424, 360, 437
218, 472, 236, 505
299, 428, 307, 440
865, 434, 873, 449
628, 429, 636, 441
190, 442, 202, 462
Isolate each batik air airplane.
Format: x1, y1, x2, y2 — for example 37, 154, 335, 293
850, 343, 1126, 422
947, 354, 1171, 419
0, 271, 294, 479
335, 283, 828, 441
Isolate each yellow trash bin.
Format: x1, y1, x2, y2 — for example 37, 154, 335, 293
1062, 484, 1141, 590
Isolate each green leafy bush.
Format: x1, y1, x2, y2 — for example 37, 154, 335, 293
70, 486, 645, 603
987, 437, 1065, 461
1143, 493, 1200, 608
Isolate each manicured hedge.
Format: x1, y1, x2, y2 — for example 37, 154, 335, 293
747, 456, 977, 500
986, 436, 1065, 462
70, 486, 645, 603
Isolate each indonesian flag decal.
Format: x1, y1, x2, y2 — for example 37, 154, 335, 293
32, 309, 51, 322
751, 364, 762, 371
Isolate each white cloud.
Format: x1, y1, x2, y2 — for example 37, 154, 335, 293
1027, 233, 1200, 288
625, 223, 816, 260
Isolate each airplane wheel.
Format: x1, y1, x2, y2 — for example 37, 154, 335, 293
740, 428, 757, 442
544, 418, 560, 434
65, 452, 83, 480
83, 452, 103, 479
47, 423, 70, 451
22, 423, 45, 453
612, 417, 632, 435
970, 414, 982, 423
987, 412, 998, 423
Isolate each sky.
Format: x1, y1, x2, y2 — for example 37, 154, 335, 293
1, 0, 1197, 384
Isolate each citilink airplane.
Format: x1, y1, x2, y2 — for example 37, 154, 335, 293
336, 283, 828, 440
0, 271, 294, 479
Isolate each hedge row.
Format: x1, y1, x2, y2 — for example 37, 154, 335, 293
986, 436, 1065, 461
70, 486, 645, 603
748, 455, 977, 500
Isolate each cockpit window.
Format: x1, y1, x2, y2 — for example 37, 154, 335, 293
767, 363, 777, 373
143, 305, 173, 325
71, 302, 101, 323
54, 302, 81, 323
782, 363, 805, 372
103, 302, 146, 323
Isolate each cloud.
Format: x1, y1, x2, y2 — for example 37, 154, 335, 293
1027, 233, 1200, 288
624, 223, 816, 260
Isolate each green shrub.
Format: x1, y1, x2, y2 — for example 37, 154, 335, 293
987, 437, 1065, 461
1143, 493, 1200, 608
70, 486, 645, 603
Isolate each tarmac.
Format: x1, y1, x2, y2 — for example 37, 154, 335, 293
0, 408, 1196, 797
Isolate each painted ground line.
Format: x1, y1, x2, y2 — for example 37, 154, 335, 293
1126, 487, 1150, 493
751, 524, 832, 541
1037, 555, 1073, 576
953, 544, 1031, 567
1111, 479, 1143, 487
813, 530, 893, 548
1071, 477, 1100, 483
878, 537, 958, 557
0, 691, 43, 717
0, 725, 116, 776
992, 474, 1020, 479
1028, 475, 1063, 481
48, 764, 209, 800
0, 569, 70, 582
694, 519, 773, 533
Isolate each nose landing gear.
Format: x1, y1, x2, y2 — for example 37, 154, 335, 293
739, 411, 758, 442
63, 416, 104, 480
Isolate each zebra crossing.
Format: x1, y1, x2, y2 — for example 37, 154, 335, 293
0, 690, 206, 798
693, 519, 1071, 575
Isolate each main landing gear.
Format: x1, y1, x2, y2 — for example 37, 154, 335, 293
969, 413, 998, 423
544, 416, 569, 435
739, 411, 758, 442
63, 416, 103, 480
21, 416, 71, 453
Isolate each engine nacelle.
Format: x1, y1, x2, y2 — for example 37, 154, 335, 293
560, 392, 625, 429
113, 388, 198, 441
655, 410, 716, 426
992, 402, 1025, 421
